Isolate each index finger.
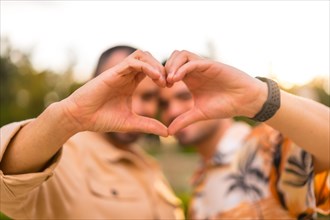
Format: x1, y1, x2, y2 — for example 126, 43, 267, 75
137, 51, 166, 87
165, 50, 200, 84
107, 58, 163, 88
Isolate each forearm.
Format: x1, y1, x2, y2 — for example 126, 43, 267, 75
0, 101, 80, 174
265, 90, 330, 172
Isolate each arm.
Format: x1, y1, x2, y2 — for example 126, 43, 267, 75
165, 50, 329, 172
266, 90, 329, 172
0, 50, 167, 175
0, 103, 78, 175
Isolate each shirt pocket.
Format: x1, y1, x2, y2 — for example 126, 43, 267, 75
86, 174, 140, 201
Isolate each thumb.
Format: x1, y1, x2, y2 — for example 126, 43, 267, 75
127, 115, 168, 137
168, 108, 204, 135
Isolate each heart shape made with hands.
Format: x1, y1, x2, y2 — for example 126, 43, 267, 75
120, 51, 205, 137
74, 49, 261, 138
127, 49, 259, 137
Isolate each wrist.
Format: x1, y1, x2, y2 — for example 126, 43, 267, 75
250, 77, 281, 122
44, 101, 82, 138
244, 77, 268, 118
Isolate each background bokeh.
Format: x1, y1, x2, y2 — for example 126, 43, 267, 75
1, 1, 329, 219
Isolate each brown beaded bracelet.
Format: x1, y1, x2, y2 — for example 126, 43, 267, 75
251, 77, 281, 122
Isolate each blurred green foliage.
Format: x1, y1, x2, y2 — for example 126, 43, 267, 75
0, 212, 10, 220
0, 42, 83, 219
176, 192, 191, 218
0, 42, 82, 127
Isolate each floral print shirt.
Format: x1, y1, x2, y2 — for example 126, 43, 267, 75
189, 123, 329, 219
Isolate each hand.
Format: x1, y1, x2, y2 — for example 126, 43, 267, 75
165, 50, 267, 135
61, 50, 168, 136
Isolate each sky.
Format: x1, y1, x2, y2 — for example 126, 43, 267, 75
1, 1, 329, 88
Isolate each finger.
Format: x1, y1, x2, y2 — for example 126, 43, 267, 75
135, 50, 166, 87
164, 50, 180, 71
132, 50, 161, 70
169, 61, 192, 83
166, 50, 200, 84
144, 53, 166, 88
142, 51, 165, 75
167, 108, 205, 135
166, 82, 174, 88
120, 59, 166, 88
168, 60, 200, 84
165, 50, 188, 83
126, 115, 169, 137
172, 60, 215, 83
127, 59, 160, 79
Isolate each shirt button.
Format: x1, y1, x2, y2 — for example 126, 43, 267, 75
111, 189, 118, 196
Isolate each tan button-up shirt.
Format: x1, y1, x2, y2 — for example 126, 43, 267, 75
0, 121, 183, 219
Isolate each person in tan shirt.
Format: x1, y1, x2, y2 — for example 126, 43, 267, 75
0, 46, 183, 219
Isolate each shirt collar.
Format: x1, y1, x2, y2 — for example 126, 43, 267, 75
191, 122, 251, 186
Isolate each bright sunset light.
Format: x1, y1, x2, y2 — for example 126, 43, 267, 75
1, 1, 329, 87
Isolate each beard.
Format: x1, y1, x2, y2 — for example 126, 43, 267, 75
175, 122, 219, 146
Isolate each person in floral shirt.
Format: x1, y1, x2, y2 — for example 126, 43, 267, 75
160, 50, 329, 219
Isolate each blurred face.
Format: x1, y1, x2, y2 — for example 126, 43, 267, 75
159, 81, 219, 146
100, 50, 159, 144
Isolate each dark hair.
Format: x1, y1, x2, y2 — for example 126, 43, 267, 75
93, 45, 137, 77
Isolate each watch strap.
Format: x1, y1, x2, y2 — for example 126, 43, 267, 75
251, 77, 281, 122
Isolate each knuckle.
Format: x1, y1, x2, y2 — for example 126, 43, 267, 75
144, 50, 151, 56
126, 59, 137, 71
126, 58, 134, 67
181, 50, 190, 55
171, 50, 179, 56
134, 49, 144, 57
